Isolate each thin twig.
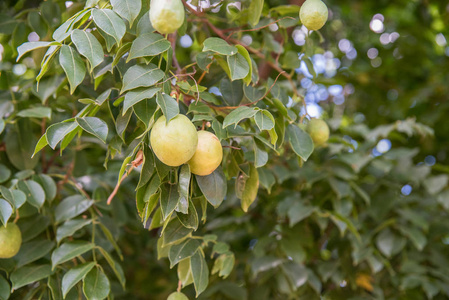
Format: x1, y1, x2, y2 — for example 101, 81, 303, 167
107, 150, 144, 205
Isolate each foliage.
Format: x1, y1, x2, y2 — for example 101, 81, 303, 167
0, 0, 448, 299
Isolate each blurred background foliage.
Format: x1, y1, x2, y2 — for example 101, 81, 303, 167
0, 0, 448, 299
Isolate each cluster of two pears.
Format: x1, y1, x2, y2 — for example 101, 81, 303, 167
150, 115, 222, 176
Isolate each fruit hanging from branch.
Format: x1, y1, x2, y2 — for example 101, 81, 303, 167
150, 115, 198, 167
306, 119, 330, 146
0, 223, 22, 259
149, 0, 185, 34
300, 0, 329, 31
188, 131, 223, 176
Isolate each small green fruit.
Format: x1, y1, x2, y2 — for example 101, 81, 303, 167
188, 131, 223, 176
167, 291, 189, 300
306, 119, 330, 146
149, 0, 185, 34
150, 115, 198, 167
300, 0, 328, 31
0, 223, 22, 259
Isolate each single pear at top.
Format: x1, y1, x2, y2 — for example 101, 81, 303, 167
300, 0, 328, 31
150, 0, 185, 34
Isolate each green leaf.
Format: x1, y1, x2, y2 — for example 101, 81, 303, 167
32, 135, 48, 158
248, 0, 264, 26
239, 164, 259, 212
167, 292, 189, 300
227, 53, 250, 81
76, 117, 109, 143
92, 9, 126, 45
287, 124, 314, 161
16, 41, 56, 61
168, 239, 200, 268
0, 186, 26, 209
163, 218, 193, 247
19, 215, 50, 243
177, 201, 199, 230
160, 183, 180, 221
15, 239, 55, 268
196, 167, 227, 207
212, 253, 235, 279
220, 78, 243, 106
10, 264, 53, 290
196, 51, 213, 71
98, 223, 123, 260
134, 97, 158, 126
55, 195, 94, 224
56, 218, 92, 243
71, 29, 104, 71
128, 33, 171, 60
17, 106, 52, 119
28, 11, 48, 38
0, 274, 10, 300
83, 267, 110, 300
123, 87, 159, 115
0, 165, 10, 184
0, 119, 4, 135
5, 120, 39, 170
121, 64, 165, 93
156, 93, 179, 123
112, 42, 132, 67
62, 262, 96, 299
111, 0, 141, 27
254, 144, 268, 168
18, 180, 46, 209
51, 241, 95, 269
223, 106, 257, 128
399, 226, 427, 251
46, 121, 78, 149
97, 247, 126, 288
236, 45, 253, 85
59, 45, 86, 94
282, 262, 308, 290
203, 38, 238, 55
288, 202, 315, 227
254, 110, 275, 131
375, 229, 406, 258
0, 199, 12, 226
97, 27, 117, 52
136, 10, 154, 36
258, 168, 276, 193
177, 165, 191, 214
35, 174, 57, 202
177, 259, 193, 287
136, 147, 155, 190
190, 250, 209, 297
32, 75, 65, 104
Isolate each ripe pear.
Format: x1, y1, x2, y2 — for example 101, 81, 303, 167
150, 115, 198, 167
188, 131, 223, 176
300, 0, 328, 31
306, 119, 330, 146
149, 0, 185, 34
0, 223, 22, 259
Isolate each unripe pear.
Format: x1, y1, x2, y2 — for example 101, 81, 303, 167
149, 0, 185, 34
0, 223, 22, 258
300, 0, 328, 31
150, 115, 198, 167
306, 119, 330, 146
188, 131, 223, 176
